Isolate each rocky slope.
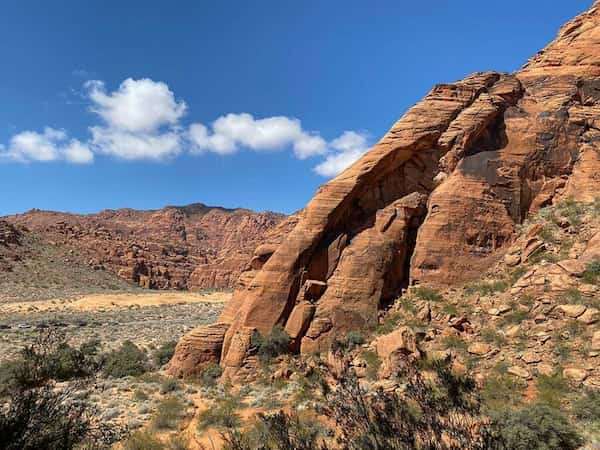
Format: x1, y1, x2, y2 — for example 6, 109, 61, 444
5, 204, 288, 291
0, 220, 139, 302
169, 1, 600, 379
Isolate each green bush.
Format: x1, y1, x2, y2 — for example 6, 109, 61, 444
153, 396, 187, 430
167, 433, 190, 450
490, 402, 582, 450
159, 378, 180, 394
0, 331, 115, 450
465, 280, 509, 296
222, 411, 326, 450
197, 393, 242, 432
153, 340, 177, 367
0, 332, 100, 392
102, 340, 149, 378
332, 331, 366, 353
122, 430, 164, 450
582, 259, 600, 284
251, 325, 290, 364
411, 286, 443, 302
572, 389, 600, 423
536, 373, 570, 409
198, 363, 223, 387
442, 335, 467, 351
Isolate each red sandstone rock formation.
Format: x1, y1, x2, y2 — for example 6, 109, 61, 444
5, 203, 287, 290
169, 1, 600, 378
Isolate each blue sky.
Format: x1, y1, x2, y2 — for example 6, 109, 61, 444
0, 0, 592, 216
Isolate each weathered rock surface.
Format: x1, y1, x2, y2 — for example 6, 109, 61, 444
0, 220, 24, 272
5, 204, 288, 290
166, 322, 230, 378
176, 1, 600, 377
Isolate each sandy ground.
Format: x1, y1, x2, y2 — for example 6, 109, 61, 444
0, 291, 232, 315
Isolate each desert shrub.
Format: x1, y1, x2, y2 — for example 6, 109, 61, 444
375, 311, 402, 334
360, 349, 381, 380
443, 303, 459, 315
509, 266, 527, 283
489, 402, 582, 450
167, 432, 190, 450
582, 259, 600, 284
481, 369, 525, 412
122, 430, 164, 450
481, 327, 506, 347
132, 389, 149, 401
0, 332, 100, 392
153, 340, 177, 367
197, 392, 243, 432
556, 199, 585, 227
159, 378, 180, 394
251, 325, 290, 364
501, 309, 529, 325
0, 385, 93, 450
332, 331, 366, 353
0, 331, 118, 450
198, 363, 223, 387
465, 280, 509, 296
292, 364, 326, 406
153, 396, 187, 430
443, 334, 467, 351
572, 389, 600, 423
411, 286, 443, 302
222, 411, 327, 450
102, 340, 149, 378
323, 362, 496, 449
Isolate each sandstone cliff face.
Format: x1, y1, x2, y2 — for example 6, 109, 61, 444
6, 204, 287, 290
170, 2, 600, 378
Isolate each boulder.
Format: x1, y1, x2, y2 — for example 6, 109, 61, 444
375, 327, 420, 377
166, 322, 230, 378
578, 308, 599, 325
563, 367, 588, 383
592, 331, 600, 351
558, 304, 587, 318
285, 302, 316, 347
467, 343, 491, 356
508, 366, 531, 379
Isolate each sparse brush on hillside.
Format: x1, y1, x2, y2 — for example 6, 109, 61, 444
0, 330, 122, 450
101, 340, 149, 378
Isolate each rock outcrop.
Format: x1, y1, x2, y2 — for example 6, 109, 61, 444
5, 203, 288, 290
172, 1, 600, 378
166, 322, 230, 378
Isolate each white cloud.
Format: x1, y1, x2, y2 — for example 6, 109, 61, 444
90, 126, 182, 161
313, 131, 369, 177
86, 78, 186, 160
189, 113, 327, 158
86, 78, 186, 133
1, 76, 370, 171
1, 127, 93, 164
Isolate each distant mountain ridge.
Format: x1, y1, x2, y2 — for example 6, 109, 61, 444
4, 203, 290, 290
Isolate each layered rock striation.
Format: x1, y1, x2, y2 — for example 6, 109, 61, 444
169, 2, 600, 378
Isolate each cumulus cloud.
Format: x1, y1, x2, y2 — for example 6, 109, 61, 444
86, 78, 186, 133
89, 126, 182, 161
0, 127, 93, 164
85, 78, 187, 160
188, 113, 327, 158
1, 76, 370, 171
313, 131, 369, 177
